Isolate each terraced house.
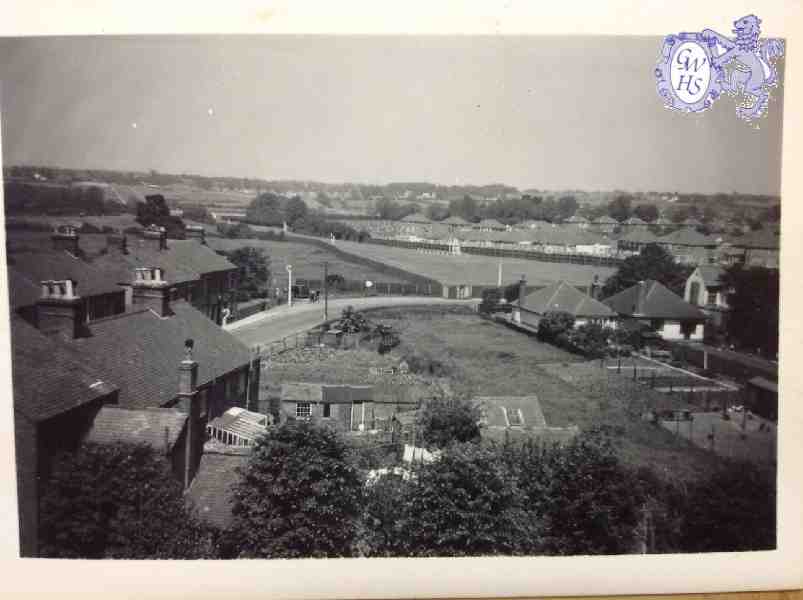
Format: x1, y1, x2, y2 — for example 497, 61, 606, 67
7, 247, 260, 556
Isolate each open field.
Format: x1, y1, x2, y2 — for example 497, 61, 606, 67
206, 237, 412, 284
331, 239, 616, 286
264, 306, 729, 481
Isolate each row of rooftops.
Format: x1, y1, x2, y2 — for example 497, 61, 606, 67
516, 277, 709, 322
399, 212, 730, 228
6, 228, 238, 310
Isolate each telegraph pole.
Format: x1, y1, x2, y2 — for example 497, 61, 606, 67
323, 261, 329, 321
286, 264, 293, 308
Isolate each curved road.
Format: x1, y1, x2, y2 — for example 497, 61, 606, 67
225, 296, 479, 349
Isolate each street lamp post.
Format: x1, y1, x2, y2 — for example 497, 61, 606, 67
286, 264, 293, 308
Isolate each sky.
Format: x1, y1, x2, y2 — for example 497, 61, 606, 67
0, 35, 785, 195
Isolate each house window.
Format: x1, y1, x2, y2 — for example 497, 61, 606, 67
504, 407, 524, 427
689, 281, 700, 304
323, 404, 331, 418
237, 371, 247, 396
296, 402, 311, 420
651, 319, 665, 332
707, 291, 717, 305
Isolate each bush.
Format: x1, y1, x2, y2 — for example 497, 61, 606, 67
227, 421, 363, 558
419, 396, 482, 449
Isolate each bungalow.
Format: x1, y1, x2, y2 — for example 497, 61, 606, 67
512, 279, 617, 330
603, 279, 707, 341
684, 265, 730, 328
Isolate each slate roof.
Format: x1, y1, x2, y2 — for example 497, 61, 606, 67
73, 301, 253, 409
8, 248, 125, 298
10, 317, 117, 422
187, 449, 250, 529
519, 280, 615, 318
603, 280, 707, 320
94, 238, 236, 285
5, 267, 41, 309
697, 265, 727, 289
279, 383, 375, 404
84, 406, 187, 452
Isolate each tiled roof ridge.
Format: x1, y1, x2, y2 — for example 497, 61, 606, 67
85, 307, 153, 326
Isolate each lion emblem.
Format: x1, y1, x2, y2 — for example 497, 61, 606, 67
701, 15, 785, 121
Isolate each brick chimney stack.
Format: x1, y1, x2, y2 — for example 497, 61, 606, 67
131, 267, 172, 317
142, 225, 168, 251
185, 225, 206, 245
51, 225, 80, 254
176, 339, 202, 489
36, 279, 84, 339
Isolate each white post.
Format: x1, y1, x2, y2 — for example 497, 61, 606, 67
286, 265, 293, 308
497, 261, 502, 287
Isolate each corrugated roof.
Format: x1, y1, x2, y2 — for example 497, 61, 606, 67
187, 449, 250, 529
84, 406, 187, 452
10, 316, 117, 422
603, 280, 707, 320
519, 280, 615, 318
73, 301, 253, 409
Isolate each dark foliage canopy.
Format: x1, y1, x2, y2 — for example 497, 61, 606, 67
228, 421, 363, 558
39, 442, 216, 559
723, 265, 780, 357
601, 243, 692, 298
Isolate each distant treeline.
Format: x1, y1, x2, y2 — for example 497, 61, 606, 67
3, 181, 125, 216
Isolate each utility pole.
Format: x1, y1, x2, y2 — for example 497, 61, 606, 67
286, 264, 293, 308
323, 261, 329, 321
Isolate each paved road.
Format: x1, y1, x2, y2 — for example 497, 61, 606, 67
226, 296, 478, 349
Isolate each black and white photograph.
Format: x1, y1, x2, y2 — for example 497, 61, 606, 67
0, 3, 800, 596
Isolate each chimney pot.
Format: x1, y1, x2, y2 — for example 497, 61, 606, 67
36, 279, 84, 339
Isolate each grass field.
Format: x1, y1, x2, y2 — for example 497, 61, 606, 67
206, 237, 412, 284
331, 239, 616, 286
264, 306, 729, 482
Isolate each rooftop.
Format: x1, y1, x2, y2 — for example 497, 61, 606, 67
603, 280, 707, 320
84, 406, 187, 452
519, 280, 615, 318
187, 448, 250, 529
10, 316, 117, 422
73, 301, 253, 409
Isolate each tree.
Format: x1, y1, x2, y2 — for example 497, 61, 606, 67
448, 195, 479, 222
224, 246, 271, 297
679, 461, 775, 552
419, 396, 482, 449
228, 422, 363, 558
337, 306, 370, 333
601, 243, 693, 298
537, 311, 576, 342
557, 195, 579, 221
389, 444, 536, 556
135, 194, 185, 238
513, 430, 645, 555
246, 192, 285, 226
633, 203, 659, 223
425, 203, 449, 221
284, 196, 308, 227
722, 265, 780, 357
607, 195, 632, 222
567, 323, 611, 358
39, 443, 217, 559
